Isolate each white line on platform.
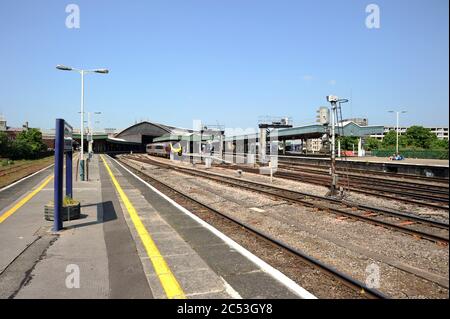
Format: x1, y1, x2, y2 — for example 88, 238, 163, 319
109, 155, 317, 299
220, 276, 242, 299
0, 164, 54, 193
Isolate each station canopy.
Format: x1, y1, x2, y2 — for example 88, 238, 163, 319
277, 121, 384, 140
225, 121, 384, 141
115, 121, 194, 145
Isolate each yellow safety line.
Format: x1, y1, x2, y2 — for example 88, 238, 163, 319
100, 155, 186, 299
0, 175, 54, 224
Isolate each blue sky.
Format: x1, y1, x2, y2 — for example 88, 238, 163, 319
0, 0, 448, 131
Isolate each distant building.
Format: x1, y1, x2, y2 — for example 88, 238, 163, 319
104, 128, 118, 136
40, 128, 56, 149
0, 116, 29, 141
38, 121, 196, 153
0, 116, 6, 131
426, 127, 449, 140
306, 138, 323, 153
341, 118, 369, 126
370, 126, 449, 141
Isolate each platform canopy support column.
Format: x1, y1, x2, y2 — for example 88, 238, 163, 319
338, 139, 341, 158
358, 137, 363, 157
259, 127, 267, 163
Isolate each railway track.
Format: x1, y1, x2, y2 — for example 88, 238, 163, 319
117, 155, 388, 299
274, 167, 448, 210
126, 155, 449, 244
0, 163, 32, 177
223, 153, 449, 184
213, 162, 449, 210
0, 157, 55, 178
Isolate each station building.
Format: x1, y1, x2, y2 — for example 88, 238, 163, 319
37, 118, 384, 157
80, 121, 195, 153
371, 126, 450, 141
0, 116, 30, 141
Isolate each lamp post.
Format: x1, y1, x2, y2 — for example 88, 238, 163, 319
56, 65, 108, 181
88, 111, 101, 154
388, 110, 407, 155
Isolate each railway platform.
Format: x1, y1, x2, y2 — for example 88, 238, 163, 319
0, 154, 308, 299
340, 156, 449, 167
279, 155, 449, 178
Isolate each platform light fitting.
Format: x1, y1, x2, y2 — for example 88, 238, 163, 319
94, 69, 109, 74
327, 95, 339, 103
56, 65, 73, 71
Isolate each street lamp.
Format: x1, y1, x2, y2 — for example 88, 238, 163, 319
88, 111, 102, 155
388, 110, 407, 155
56, 65, 109, 181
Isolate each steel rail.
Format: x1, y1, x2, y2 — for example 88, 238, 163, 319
220, 165, 449, 210
273, 170, 449, 210
277, 164, 449, 194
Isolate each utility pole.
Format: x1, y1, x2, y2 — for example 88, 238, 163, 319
87, 110, 91, 155
87, 111, 101, 155
328, 96, 338, 196
81, 70, 85, 177
396, 112, 399, 154
326, 96, 348, 197
388, 110, 407, 155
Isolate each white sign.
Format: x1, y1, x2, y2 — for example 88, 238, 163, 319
64, 122, 73, 152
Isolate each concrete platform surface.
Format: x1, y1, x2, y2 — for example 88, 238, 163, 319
342, 156, 449, 167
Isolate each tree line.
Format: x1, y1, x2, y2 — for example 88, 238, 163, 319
0, 129, 49, 160
338, 126, 449, 152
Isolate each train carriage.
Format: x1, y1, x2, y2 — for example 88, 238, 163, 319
146, 142, 182, 158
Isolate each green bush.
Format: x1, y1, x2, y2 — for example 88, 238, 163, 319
381, 130, 408, 148
0, 131, 9, 158
8, 129, 47, 160
405, 126, 438, 149
365, 137, 381, 151
373, 126, 449, 159
337, 136, 358, 150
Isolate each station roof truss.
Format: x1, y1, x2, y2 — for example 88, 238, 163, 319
115, 121, 194, 144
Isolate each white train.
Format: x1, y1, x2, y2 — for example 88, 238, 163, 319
146, 142, 183, 158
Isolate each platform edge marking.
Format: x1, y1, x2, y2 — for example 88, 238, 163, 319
0, 175, 54, 224
100, 155, 186, 299
111, 155, 317, 299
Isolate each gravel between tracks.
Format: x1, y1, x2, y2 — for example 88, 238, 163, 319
143, 155, 449, 223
